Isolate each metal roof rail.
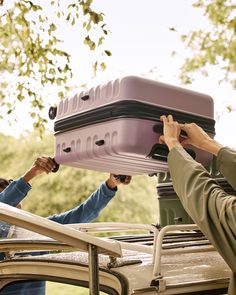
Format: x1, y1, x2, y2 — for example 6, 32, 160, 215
0, 203, 122, 295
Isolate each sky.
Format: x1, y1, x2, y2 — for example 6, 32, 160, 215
1, 0, 236, 147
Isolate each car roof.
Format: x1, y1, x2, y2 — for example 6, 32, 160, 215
0, 205, 231, 294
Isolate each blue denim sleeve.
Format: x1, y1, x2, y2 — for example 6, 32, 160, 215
48, 181, 117, 224
0, 178, 31, 239
0, 178, 31, 207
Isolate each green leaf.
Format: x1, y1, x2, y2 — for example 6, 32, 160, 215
0, 0, 111, 134
66, 13, 71, 21
49, 23, 57, 32
17, 93, 25, 101
57, 91, 65, 99
100, 62, 106, 70
104, 50, 112, 56
98, 36, 104, 46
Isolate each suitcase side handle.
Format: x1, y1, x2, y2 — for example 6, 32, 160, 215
81, 95, 90, 101
147, 143, 196, 162
95, 139, 105, 146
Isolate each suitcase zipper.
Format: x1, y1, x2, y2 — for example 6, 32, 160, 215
54, 100, 215, 135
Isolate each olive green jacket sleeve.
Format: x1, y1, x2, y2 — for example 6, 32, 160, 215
216, 147, 236, 190
168, 146, 236, 277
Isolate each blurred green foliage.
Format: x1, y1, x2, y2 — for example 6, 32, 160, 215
0, 132, 159, 225
179, 0, 236, 88
46, 281, 107, 294
0, 0, 110, 135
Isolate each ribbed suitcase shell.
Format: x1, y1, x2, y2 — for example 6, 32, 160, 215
52, 76, 215, 175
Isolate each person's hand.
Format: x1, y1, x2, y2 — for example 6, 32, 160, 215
159, 115, 182, 150
106, 174, 132, 190
179, 123, 210, 149
23, 156, 56, 183
179, 123, 223, 155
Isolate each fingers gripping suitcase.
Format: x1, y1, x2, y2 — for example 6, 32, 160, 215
49, 76, 215, 175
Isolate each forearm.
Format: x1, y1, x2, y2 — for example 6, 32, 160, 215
22, 170, 37, 183
198, 138, 223, 155
48, 181, 116, 224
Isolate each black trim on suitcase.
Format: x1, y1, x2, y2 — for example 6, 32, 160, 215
53, 100, 215, 135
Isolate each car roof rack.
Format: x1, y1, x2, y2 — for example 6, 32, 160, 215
0, 203, 122, 294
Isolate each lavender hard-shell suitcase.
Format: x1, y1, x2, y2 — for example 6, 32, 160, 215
49, 76, 215, 175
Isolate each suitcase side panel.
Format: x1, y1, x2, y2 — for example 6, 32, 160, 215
55, 118, 157, 162
119, 76, 214, 118
56, 76, 214, 121
54, 118, 214, 175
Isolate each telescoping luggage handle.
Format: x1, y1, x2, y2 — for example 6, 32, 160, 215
147, 123, 196, 162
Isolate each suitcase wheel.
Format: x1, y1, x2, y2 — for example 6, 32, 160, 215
48, 106, 57, 120
114, 175, 127, 182
51, 158, 60, 173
